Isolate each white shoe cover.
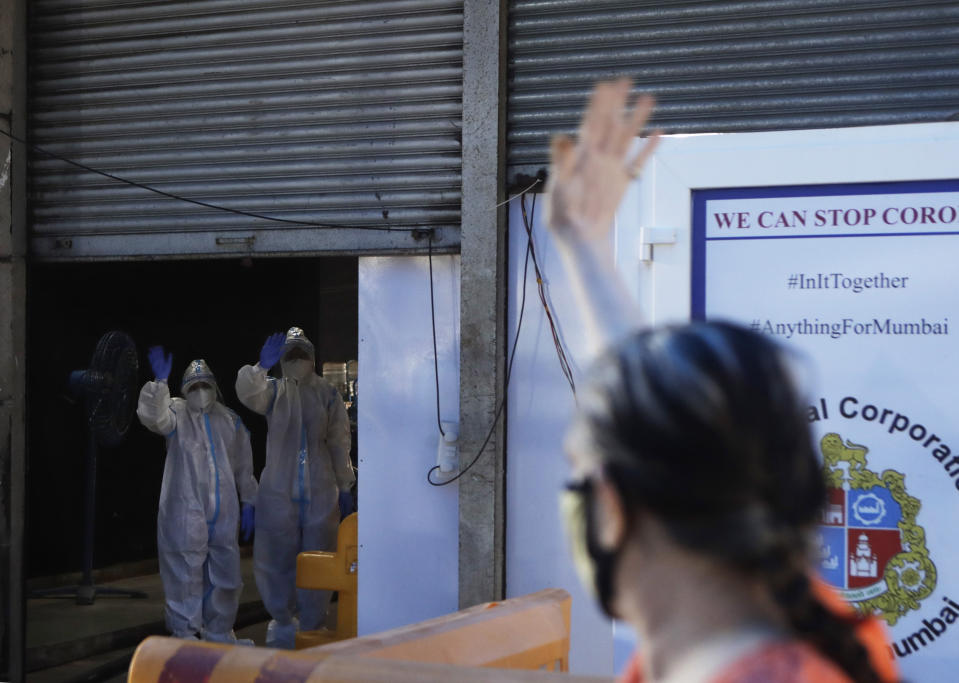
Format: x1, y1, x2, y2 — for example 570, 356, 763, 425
265, 618, 299, 649
202, 629, 239, 644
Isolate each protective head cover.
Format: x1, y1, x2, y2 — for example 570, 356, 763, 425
182, 359, 220, 411
281, 327, 315, 381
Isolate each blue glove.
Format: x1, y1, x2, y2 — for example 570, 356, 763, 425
258, 332, 286, 370
240, 503, 255, 542
338, 491, 354, 520
147, 346, 172, 382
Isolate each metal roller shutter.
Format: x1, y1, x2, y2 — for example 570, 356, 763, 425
28, 0, 463, 260
508, 0, 959, 185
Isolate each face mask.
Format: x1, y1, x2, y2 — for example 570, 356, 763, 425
187, 387, 215, 412
285, 359, 313, 381
559, 478, 622, 619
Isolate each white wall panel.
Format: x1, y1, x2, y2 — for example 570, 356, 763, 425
505, 197, 614, 675
357, 254, 460, 634
504, 178, 683, 675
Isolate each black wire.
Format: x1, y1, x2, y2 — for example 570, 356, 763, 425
528, 194, 575, 395
427, 233, 446, 438
0, 127, 404, 233
520, 194, 577, 396
427, 193, 536, 486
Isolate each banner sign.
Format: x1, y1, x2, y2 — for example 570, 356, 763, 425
691, 179, 959, 677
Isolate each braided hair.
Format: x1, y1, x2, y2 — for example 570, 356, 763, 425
568, 321, 882, 683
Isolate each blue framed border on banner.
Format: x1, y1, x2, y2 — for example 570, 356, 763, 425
691, 179, 959, 320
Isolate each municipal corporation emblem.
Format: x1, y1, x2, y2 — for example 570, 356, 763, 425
817, 432, 936, 625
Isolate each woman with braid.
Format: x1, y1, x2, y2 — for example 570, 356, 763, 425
547, 79, 898, 683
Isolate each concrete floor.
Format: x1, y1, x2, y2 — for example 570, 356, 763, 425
25, 556, 279, 682
25, 622, 273, 683
27, 646, 140, 683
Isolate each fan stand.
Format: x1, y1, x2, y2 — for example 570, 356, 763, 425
30, 411, 147, 604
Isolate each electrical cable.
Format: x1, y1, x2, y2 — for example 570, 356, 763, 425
0, 127, 409, 233
520, 195, 577, 397
428, 233, 446, 438
426, 193, 536, 486
494, 177, 541, 208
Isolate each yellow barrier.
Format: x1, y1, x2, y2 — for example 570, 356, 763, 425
129, 589, 585, 681
128, 637, 612, 682
307, 588, 572, 672
294, 512, 358, 649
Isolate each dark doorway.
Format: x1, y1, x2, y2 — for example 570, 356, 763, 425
26, 256, 358, 579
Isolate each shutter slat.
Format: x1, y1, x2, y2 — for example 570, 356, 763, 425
28, 0, 463, 259
507, 0, 959, 184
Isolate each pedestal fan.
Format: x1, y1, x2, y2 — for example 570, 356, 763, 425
33, 330, 147, 604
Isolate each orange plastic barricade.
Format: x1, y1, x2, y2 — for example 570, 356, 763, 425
128, 637, 611, 683
295, 512, 358, 649
128, 589, 583, 682
307, 588, 573, 672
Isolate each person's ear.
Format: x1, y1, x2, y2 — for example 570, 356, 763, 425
592, 476, 627, 550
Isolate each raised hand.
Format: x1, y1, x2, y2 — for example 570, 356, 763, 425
148, 345, 173, 382
545, 79, 659, 245
258, 332, 286, 370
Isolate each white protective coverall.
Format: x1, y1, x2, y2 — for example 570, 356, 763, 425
137, 359, 257, 641
236, 328, 354, 644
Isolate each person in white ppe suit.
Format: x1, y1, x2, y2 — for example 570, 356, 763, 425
236, 327, 354, 649
137, 348, 258, 644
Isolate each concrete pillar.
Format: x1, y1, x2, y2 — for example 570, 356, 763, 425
458, 0, 507, 608
0, 0, 27, 678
